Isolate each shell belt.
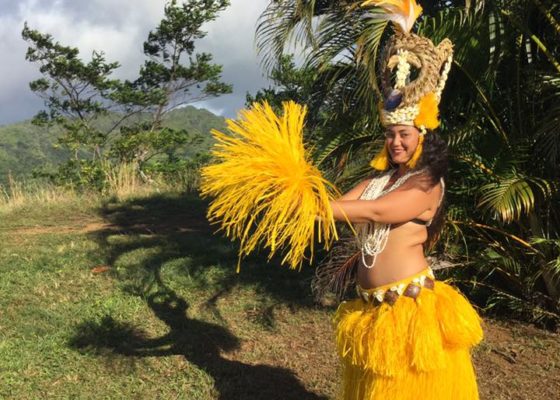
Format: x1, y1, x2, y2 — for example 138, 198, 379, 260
356, 269, 436, 306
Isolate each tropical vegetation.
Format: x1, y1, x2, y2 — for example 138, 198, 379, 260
0, 107, 226, 187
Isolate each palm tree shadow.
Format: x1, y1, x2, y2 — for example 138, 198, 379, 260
91, 193, 321, 308
69, 288, 327, 400
77, 193, 330, 399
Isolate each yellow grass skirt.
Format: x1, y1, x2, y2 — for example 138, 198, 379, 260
334, 269, 483, 400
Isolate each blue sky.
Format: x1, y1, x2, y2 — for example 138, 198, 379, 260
0, 0, 272, 125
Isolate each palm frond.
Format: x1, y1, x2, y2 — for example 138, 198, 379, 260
500, 6, 560, 72
312, 235, 359, 302
314, 129, 375, 166
531, 236, 560, 282
256, 0, 314, 73
535, 75, 560, 169
530, 0, 560, 36
256, 0, 341, 73
477, 174, 553, 222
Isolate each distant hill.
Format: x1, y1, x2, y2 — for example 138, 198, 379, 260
0, 106, 227, 184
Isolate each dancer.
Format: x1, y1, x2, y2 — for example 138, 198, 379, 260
201, 1, 482, 399
329, 95, 483, 400
327, 1, 483, 398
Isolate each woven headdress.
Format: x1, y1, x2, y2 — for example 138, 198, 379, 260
361, 0, 454, 170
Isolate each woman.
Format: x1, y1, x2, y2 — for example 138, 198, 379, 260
328, 123, 483, 400
318, 2, 484, 397
202, 2, 482, 398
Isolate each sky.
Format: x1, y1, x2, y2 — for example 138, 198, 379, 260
0, 0, 273, 125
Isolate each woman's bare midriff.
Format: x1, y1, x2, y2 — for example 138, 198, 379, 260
357, 220, 429, 289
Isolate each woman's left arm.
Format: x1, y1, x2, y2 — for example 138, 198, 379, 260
330, 186, 434, 224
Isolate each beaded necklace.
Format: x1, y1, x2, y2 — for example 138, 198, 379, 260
357, 168, 426, 269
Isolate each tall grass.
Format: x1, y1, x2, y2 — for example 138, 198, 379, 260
0, 174, 77, 212
104, 162, 146, 200
0, 163, 201, 212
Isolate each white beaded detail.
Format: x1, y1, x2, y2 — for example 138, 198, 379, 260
435, 55, 453, 101
357, 267, 435, 302
427, 268, 435, 279
374, 291, 385, 302
390, 283, 406, 295
381, 53, 453, 127
381, 104, 419, 126
395, 50, 411, 89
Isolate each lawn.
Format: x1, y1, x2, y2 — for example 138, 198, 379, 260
0, 192, 558, 399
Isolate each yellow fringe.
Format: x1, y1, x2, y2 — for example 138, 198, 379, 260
434, 282, 484, 348
335, 281, 483, 400
200, 101, 340, 270
405, 131, 424, 169
370, 143, 391, 171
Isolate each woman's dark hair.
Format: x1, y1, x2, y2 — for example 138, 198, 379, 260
414, 131, 448, 250
416, 130, 448, 185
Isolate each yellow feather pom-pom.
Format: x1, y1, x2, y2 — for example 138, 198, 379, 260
414, 92, 440, 130
200, 101, 339, 271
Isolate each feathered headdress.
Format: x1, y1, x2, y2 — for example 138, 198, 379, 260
361, 0, 454, 170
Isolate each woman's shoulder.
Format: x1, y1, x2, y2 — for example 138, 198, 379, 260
403, 169, 441, 190
391, 171, 443, 202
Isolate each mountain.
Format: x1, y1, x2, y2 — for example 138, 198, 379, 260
0, 106, 227, 184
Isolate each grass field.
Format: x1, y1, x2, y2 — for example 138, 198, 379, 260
0, 191, 559, 399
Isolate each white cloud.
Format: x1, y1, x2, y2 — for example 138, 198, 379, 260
0, 0, 272, 125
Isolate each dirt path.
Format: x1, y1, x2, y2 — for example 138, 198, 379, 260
3, 221, 112, 235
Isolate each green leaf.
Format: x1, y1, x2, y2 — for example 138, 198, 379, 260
478, 174, 552, 222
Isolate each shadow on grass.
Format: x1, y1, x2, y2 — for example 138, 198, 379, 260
69, 288, 326, 400
90, 192, 321, 308
71, 192, 329, 399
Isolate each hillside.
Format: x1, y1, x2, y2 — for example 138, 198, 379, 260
0, 106, 227, 183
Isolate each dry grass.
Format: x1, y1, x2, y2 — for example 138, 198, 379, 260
0, 174, 77, 212
104, 162, 145, 199
0, 165, 193, 213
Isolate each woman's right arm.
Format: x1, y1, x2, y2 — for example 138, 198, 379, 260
338, 179, 371, 201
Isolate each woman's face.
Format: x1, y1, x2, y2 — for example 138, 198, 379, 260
384, 125, 420, 165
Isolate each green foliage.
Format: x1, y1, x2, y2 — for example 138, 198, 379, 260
140, 0, 232, 111
21, 0, 232, 190
0, 107, 226, 189
50, 159, 107, 190
110, 124, 192, 164
0, 121, 68, 186
477, 174, 552, 223
246, 54, 317, 109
